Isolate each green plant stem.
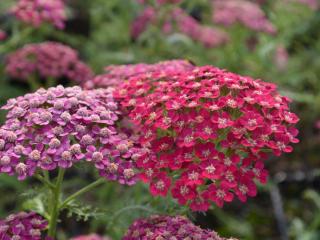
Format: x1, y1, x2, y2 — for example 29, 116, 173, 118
48, 168, 65, 238
34, 174, 55, 189
46, 77, 56, 88
28, 75, 41, 92
59, 178, 105, 210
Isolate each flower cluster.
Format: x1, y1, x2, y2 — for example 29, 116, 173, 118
131, 7, 229, 48
131, 7, 156, 40
0, 212, 48, 240
0, 85, 141, 184
5, 42, 93, 84
212, 0, 276, 34
84, 59, 194, 89
71, 234, 111, 240
114, 65, 299, 211
123, 215, 236, 240
11, 0, 66, 29
169, 8, 229, 48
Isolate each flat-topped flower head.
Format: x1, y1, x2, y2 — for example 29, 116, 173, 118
84, 59, 194, 89
0, 85, 141, 184
212, 0, 276, 34
115, 65, 299, 211
131, 6, 229, 48
123, 215, 236, 240
5, 42, 93, 84
0, 212, 47, 240
11, 0, 66, 29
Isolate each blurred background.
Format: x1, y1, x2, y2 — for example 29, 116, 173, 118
0, 0, 319, 239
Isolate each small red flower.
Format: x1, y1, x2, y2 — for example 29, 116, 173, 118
211, 112, 234, 129
150, 172, 171, 196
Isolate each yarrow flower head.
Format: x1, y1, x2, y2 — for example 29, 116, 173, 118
0, 211, 48, 240
11, 0, 66, 29
123, 215, 237, 240
114, 64, 299, 211
84, 60, 194, 89
0, 85, 141, 184
212, 0, 276, 34
5, 42, 93, 84
169, 8, 229, 48
131, 6, 229, 48
71, 234, 111, 240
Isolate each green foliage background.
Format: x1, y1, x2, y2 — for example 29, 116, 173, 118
0, 0, 319, 239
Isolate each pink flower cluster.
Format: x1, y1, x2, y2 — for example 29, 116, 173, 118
0, 85, 141, 184
71, 234, 111, 240
114, 65, 299, 211
131, 7, 228, 48
137, 0, 182, 5
5, 42, 93, 84
84, 60, 194, 89
169, 8, 229, 48
212, 0, 276, 34
0, 212, 48, 240
123, 215, 236, 240
11, 0, 66, 29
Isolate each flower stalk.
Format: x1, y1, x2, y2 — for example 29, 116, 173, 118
48, 168, 65, 237
59, 178, 105, 210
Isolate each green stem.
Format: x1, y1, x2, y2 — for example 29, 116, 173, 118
34, 174, 55, 189
48, 168, 65, 238
59, 178, 105, 210
28, 75, 41, 92
45, 77, 56, 88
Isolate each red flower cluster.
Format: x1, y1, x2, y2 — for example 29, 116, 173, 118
84, 60, 193, 89
114, 65, 299, 211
